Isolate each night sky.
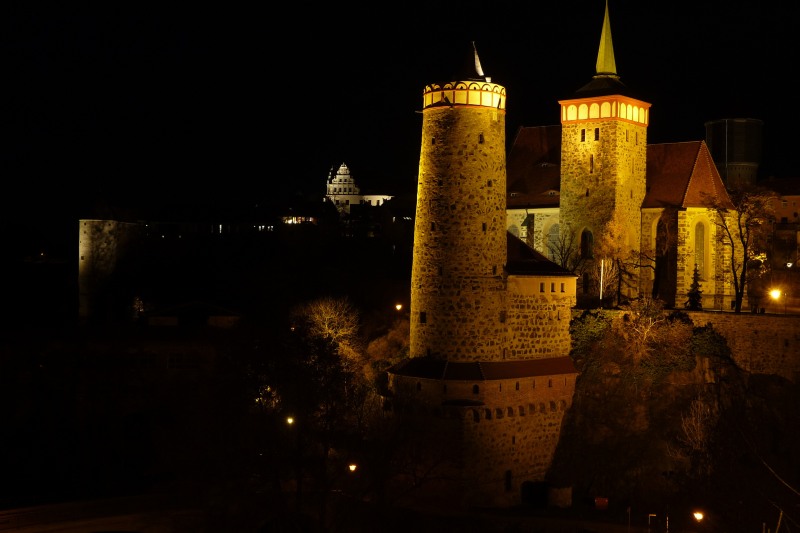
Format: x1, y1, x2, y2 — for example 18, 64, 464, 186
1, 1, 796, 222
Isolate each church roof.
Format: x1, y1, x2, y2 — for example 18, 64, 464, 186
570, 0, 642, 101
388, 356, 577, 381
644, 141, 734, 209
506, 133, 735, 211
506, 3, 731, 213
507, 125, 561, 209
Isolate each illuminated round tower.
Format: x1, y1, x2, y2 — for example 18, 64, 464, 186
409, 43, 508, 362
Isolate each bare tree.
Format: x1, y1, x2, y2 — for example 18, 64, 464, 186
590, 215, 639, 306
618, 297, 667, 362
703, 186, 777, 313
679, 395, 719, 478
547, 225, 585, 273
292, 296, 363, 363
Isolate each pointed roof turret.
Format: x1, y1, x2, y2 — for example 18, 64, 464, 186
453, 41, 491, 82
573, 0, 635, 98
595, 0, 617, 77
423, 41, 505, 111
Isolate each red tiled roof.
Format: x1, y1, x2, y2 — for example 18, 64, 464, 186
645, 141, 733, 209
389, 356, 577, 380
507, 128, 734, 210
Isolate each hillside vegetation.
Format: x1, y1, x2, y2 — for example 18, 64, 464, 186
548, 301, 800, 531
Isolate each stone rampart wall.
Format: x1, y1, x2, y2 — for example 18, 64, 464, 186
687, 311, 800, 382
388, 373, 575, 507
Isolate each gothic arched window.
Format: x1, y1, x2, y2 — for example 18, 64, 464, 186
547, 223, 560, 261
580, 229, 594, 259
695, 222, 706, 277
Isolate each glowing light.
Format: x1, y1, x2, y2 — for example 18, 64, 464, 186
770, 289, 782, 300
348, 463, 357, 472
395, 304, 403, 311
286, 417, 294, 425
693, 511, 704, 522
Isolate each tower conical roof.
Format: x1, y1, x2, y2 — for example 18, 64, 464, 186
452, 41, 491, 82
572, 1, 636, 98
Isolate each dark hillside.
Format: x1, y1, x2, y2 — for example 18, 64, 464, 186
547, 308, 800, 532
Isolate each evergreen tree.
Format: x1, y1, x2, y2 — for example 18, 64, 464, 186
685, 263, 703, 310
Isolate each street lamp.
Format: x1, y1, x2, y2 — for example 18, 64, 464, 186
770, 289, 787, 314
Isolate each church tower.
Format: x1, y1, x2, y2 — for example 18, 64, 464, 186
387, 43, 577, 508
409, 42, 508, 362
558, 1, 651, 300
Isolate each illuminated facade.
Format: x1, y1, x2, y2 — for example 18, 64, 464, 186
507, 2, 740, 310
387, 43, 578, 508
325, 162, 393, 215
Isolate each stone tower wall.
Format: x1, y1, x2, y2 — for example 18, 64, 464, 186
78, 219, 142, 321
505, 275, 576, 359
559, 101, 649, 300
559, 121, 646, 238
388, 372, 576, 506
410, 82, 508, 362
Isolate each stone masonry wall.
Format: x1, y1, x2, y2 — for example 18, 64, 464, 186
388, 372, 576, 507
688, 311, 800, 382
78, 219, 142, 321
410, 103, 508, 362
505, 275, 576, 359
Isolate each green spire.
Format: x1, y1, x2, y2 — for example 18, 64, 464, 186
595, 0, 618, 77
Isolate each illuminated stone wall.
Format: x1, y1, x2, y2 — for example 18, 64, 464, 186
409, 84, 508, 362
505, 275, 576, 358
387, 373, 575, 507
690, 312, 800, 382
399, 70, 578, 509
675, 209, 739, 310
78, 219, 142, 321
558, 105, 648, 300
641, 208, 742, 310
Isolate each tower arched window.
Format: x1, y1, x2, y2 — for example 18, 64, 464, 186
580, 230, 594, 259
695, 222, 706, 277
547, 223, 560, 261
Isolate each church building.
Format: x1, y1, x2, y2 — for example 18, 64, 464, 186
506, 2, 738, 310
386, 0, 747, 508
